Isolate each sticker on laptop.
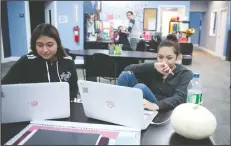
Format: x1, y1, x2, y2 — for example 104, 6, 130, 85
106, 100, 114, 108
29, 100, 38, 107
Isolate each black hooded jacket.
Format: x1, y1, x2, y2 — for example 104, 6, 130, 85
1, 52, 78, 101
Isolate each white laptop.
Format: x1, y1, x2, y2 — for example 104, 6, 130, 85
1, 82, 70, 124
78, 80, 158, 130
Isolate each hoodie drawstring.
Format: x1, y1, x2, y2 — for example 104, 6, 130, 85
56, 61, 62, 82
46, 61, 62, 82
46, 61, 51, 82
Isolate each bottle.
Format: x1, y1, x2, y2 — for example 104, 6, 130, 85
186, 73, 203, 104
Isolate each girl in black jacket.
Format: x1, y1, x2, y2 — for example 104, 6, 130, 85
2, 23, 78, 101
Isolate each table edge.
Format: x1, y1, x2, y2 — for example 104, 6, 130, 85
69, 51, 157, 60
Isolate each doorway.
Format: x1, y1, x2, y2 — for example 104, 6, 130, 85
1, 1, 11, 58
29, 1, 45, 33
159, 6, 186, 37
215, 8, 228, 57
44, 1, 57, 27
190, 12, 204, 46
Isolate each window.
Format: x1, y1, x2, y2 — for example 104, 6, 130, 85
209, 11, 217, 36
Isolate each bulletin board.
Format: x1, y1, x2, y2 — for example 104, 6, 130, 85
143, 8, 157, 31
101, 1, 147, 31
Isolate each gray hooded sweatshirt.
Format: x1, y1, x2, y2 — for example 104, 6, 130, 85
124, 62, 193, 110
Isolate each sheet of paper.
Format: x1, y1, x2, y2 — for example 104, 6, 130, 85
148, 18, 156, 30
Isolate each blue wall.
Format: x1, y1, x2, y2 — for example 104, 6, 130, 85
189, 12, 204, 45
56, 1, 84, 51
7, 1, 27, 56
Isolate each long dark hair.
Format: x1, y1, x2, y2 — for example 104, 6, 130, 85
158, 34, 180, 57
30, 23, 68, 58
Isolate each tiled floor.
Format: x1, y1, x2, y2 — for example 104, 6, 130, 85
1, 48, 230, 145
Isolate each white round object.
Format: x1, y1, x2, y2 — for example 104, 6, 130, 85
170, 103, 217, 140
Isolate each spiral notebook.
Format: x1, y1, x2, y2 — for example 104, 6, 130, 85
5, 120, 141, 145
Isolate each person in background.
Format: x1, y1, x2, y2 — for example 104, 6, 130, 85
1, 23, 78, 101
117, 26, 131, 51
126, 11, 141, 51
116, 34, 193, 111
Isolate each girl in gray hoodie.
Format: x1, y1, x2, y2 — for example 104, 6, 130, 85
116, 34, 193, 111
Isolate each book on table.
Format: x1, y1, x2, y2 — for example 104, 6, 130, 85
5, 120, 141, 145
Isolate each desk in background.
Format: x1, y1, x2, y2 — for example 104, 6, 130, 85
69, 49, 157, 81
1, 103, 215, 145
84, 40, 121, 50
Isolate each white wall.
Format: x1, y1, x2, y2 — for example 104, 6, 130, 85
200, 1, 229, 55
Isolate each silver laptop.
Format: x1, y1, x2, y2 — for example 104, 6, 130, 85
1, 82, 70, 123
78, 80, 158, 130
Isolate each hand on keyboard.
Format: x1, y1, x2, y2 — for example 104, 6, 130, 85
143, 99, 159, 111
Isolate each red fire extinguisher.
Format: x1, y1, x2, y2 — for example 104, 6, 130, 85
73, 26, 79, 42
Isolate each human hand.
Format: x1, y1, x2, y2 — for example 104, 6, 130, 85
143, 99, 159, 111
154, 62, 174, 76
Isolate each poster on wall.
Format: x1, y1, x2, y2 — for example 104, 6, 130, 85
148, 18, 156, 30
143, 8, 157, 31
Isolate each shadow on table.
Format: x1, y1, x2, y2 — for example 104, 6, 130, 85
169, 132, 214, 145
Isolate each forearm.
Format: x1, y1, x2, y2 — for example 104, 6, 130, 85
156, 93, 185, 110
124, 63, 159, 80
124, 63, 156, 73
1, 71, 22, 84
128, 19, 135, 33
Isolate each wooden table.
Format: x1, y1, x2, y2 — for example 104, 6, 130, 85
1, 103, 215, 145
